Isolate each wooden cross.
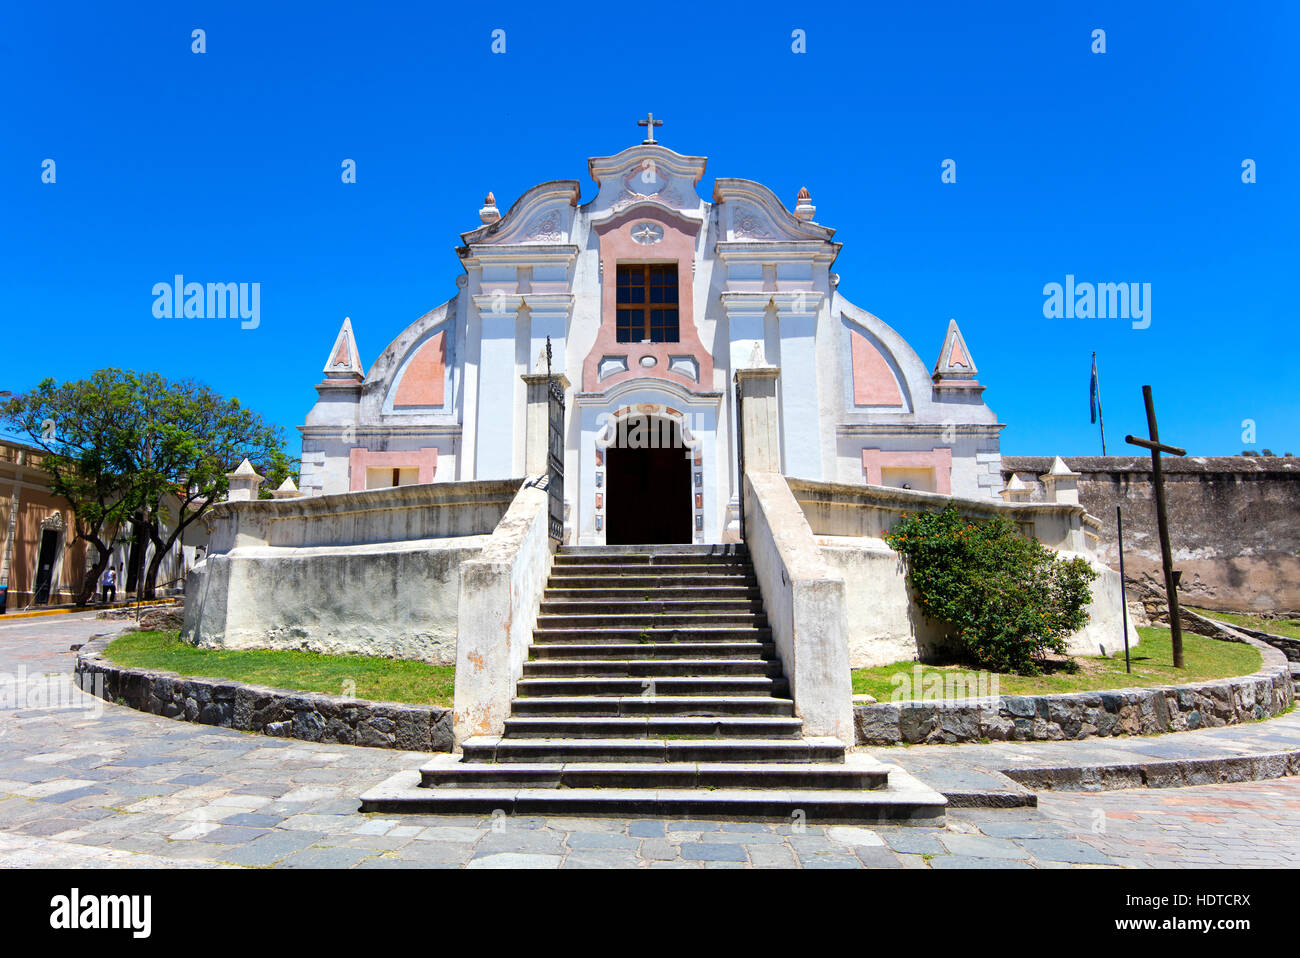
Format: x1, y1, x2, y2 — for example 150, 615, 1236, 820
1125, 385, 1188, 668
638, 112, 663, 144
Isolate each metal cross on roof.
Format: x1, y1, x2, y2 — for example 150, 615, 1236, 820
638, 112, 663, 144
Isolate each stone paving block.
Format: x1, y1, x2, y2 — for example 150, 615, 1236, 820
826, 826, 885, 847
928, 855, 1033, 869
938, 833, 1028, 859
680, 842, 747, 862
747, 844, 797, 868
278, 846, 376, 869
853, 846, 904, 868
877, 830, 945, 855
977, 820, 1073, 840
566, 832, 640, 851
390, 841, 476, 865
798, 853, 864, 868
561, 850, 642, 868
467, 852, 562, 869
219, 812, 282, 828
412, 826, 486, 844
475, 830, 566, 856
639, 839, 679, 861
201, 825, 273, 845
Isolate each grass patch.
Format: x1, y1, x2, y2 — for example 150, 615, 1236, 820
1190, 608, 1300, 641
850, 627, 1262, 701
104, 630, 454, 707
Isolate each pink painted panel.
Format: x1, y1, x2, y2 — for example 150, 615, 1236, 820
348, 447, 439, 492
394, 332, 446, 407
850, 330, 903, 406
583, 207, 712, 394
860, 448, 952, 495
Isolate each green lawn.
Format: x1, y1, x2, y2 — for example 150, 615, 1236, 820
850, 627, 1262, 701
1190, 608, 1300, 642
104, 630, 455, 707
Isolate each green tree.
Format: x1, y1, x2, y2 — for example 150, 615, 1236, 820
2, 371, 139, 604
884, 506, 1098, 675
120, 373, 285, 598
4, 369, 287, 603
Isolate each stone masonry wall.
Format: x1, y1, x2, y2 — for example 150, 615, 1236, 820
1003, 456, 1300, 613
854, 632, 1292, 746
75, 636, 454, 751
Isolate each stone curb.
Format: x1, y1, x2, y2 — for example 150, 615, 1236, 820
1184, 608, 1300, 665
74, 635, 454, 752
998, 749, 1300, 792
854, 631, 1293, 746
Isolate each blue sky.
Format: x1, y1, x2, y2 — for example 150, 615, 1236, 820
2, 1, 1296, 457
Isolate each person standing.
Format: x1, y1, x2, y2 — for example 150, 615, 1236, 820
103, 567, 116, 604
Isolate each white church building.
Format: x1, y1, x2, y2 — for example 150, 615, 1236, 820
298, 123, 1004, 545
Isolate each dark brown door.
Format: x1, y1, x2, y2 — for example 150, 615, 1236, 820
32, 529, 58, 604
606, 417, 691, 545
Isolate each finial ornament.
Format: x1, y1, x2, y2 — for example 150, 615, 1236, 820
794, 186, 816, 221
637, 112, 663, 144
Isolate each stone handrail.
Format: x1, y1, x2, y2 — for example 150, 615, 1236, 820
452, 477, 555, 743
786, 477, 1095, 556
204, 478, 523, 552
743, 472, 854, 742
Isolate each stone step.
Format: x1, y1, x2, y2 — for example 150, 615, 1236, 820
417, 756, 888, 790
535, 612, 768, 630
532, 627, 773, 644
515, 676, 791, 698
553, 561, 759, 574
458, 735, 848, 764
555, 544, 748, 560
543, 571, 759, 587
501, 715, 804, 739
520, 658, 785, 679
543, 586, 763, 601
531, 628, 772, 645
359, 764, 948, 824
362, 782, 946, 824
508, 695, 797, 717
540, 598, 766, 615
530, 642, 775, 661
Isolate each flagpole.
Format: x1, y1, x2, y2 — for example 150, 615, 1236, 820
1093, 351, 1107, 456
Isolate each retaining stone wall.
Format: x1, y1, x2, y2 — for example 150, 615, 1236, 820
74, 636, 454, 751
854, 632, 1293, 746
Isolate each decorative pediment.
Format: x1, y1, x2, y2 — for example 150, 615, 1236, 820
460, 181, 580, 246
587, 144, 708, 224
713, 179, 836, 243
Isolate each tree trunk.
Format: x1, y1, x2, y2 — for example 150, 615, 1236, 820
143, 523, 166, 600
77, 537, 111, 606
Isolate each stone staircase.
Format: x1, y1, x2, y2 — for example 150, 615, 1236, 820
361, 544, 945, 823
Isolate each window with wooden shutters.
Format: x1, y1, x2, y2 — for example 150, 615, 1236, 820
615, 264, 679, 343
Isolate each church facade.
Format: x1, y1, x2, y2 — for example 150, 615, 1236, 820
298, 127, 1004, 544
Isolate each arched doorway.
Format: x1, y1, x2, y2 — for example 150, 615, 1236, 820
605, 414, 692, 544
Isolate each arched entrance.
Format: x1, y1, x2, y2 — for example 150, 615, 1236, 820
605, 414, 692, 544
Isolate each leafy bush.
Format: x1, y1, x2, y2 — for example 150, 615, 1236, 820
884, 506, 1098, 675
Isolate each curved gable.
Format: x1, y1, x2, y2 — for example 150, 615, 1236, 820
460, 181, 581, 246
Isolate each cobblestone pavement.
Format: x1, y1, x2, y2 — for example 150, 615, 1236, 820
2, 615, 1298, 868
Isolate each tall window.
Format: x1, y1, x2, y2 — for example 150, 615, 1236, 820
616, 264, 679, 343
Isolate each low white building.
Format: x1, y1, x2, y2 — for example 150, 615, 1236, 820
299, 125, 1003, 545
